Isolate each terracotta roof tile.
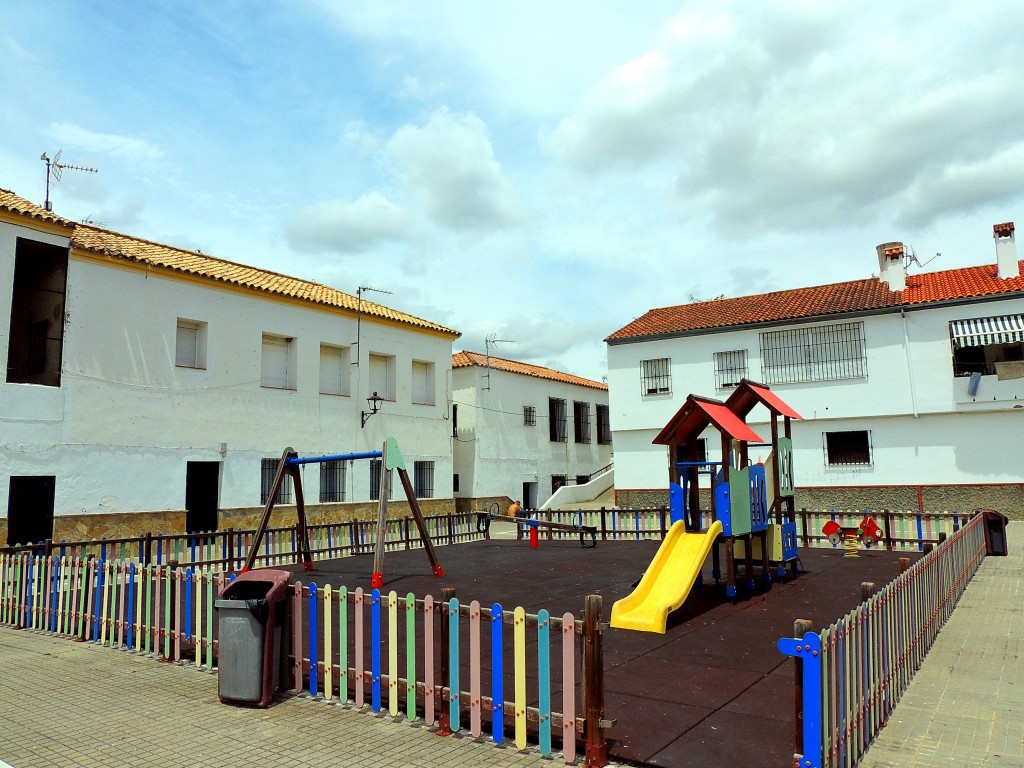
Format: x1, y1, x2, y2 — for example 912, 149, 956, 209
608, 261, 1024, 342
453, 350, 607, 391
0, 188, 75, 228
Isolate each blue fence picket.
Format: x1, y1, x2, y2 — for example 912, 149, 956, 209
537, 609, 551, 755
449, 597, 460, 731
309, 583, 319, 697
491, 603, 504, 744
183, 567, 192, 644
92, 562, 103, 642
371, 588, 382, 711
50, 558, 61, 632
127, 563, 136, 649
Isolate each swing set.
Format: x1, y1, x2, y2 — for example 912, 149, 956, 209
241, 436, 445, 588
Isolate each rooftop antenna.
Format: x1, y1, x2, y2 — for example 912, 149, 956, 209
353, 284, 393, 365
483, 332, 515, 390
41, 150, 98, 211
903, 244, 940, 272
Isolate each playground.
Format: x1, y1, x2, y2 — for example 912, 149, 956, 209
287, 533, 920, 767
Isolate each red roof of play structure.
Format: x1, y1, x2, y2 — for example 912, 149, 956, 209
726, 379, 802, 420
653, 396, 764, 447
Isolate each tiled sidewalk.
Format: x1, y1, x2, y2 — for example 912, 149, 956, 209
859, 521, 1023, 768
0, 629, 561, 768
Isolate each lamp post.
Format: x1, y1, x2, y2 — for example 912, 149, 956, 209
361, 391, 384, 428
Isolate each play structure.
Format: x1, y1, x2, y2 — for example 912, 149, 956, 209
823, 514, 883, 557
242, 437, 444, 587
476, 503, 598, 548
612, 379, 802, 633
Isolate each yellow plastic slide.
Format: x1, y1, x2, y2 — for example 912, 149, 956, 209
610, 519, 724, 634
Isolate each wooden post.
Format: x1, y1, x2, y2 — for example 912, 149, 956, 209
241, 447, 294, 573
371, 444, 389, 588
291, 464, 313, 571
860, 582, 876, 602
436, 586, 456, 737
899, 557, 911, 574
583, 594, 607, 767
143, 532, 153, 566
599, 508, 608, 542
793, 618, 813, 755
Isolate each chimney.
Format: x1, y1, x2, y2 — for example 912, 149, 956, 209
994, 222, 1019, 279
876, 241, 906, 291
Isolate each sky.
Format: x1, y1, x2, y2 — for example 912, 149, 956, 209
3, 1, 1023, 381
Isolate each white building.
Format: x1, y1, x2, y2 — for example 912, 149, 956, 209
1, 187, 460, 545
606, 225, 1024, 517
451, 351, 612, 510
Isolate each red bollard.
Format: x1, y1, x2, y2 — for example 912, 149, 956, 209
530, 526, 539, 548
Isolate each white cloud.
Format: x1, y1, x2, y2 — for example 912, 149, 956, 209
47, 122, 164, 163
284, 192, 418, 254
387, 108, 525, 232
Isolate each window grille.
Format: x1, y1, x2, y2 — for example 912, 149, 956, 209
549, 398, 567, 442
369, 459, 393, 501
824, 430, 872, 466
575, 474, 589, 486
573, 401, 591, 443
260, 458, 292, 504
414, 461, 435, 498
641, 358, 671, 395
760, 322, 867, 384
551, 474, 568, 495
596, 404, 612, 444
319, 460, 347, 502
713, 349, 747, 389
523, 405, 536, 426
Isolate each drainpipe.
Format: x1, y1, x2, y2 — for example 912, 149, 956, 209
901, 308, 918, 418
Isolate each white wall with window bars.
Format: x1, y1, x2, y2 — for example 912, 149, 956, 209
640, 357, 671, 395
414, 460, 435, 498
260, 458, 293, 504
573, 400, 591, 443
319, 459, 347, 502
713, 349, 747, 389
759, 321, 867, 385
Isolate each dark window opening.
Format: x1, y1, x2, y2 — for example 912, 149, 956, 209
596, 404, 611, 444
548, 398, 567, 442
7, 476, 56, 547
453, 474, 460, 493
452, 404, 458, 437
414, 461, 435, 498
6, 238, 69, 387
185, 461, 220, 533
551, 474, 568, 495
523, 405, 536, 426
824, 430, 872, 466
573, 401, 591, 443
575, 474, 589, 486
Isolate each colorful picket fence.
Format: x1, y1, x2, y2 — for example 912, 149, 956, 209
1, 511, 483, 571
779, 511, 987, 768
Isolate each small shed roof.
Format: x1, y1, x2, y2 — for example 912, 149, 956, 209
653, 395, 764, 447
726, 379, 803, 420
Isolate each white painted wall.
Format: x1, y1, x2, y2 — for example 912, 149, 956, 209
608, 298, 1024, 493
452, 364, 612, 505
1, 220, 456, 519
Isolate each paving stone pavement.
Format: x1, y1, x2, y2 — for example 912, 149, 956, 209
0, 628, 568, 768
859, 521, 1023, 768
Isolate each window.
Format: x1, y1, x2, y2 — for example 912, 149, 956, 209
640, 358, 671, 395
452, 404, 458, 437
411, 360, 435, 405
319, 344, 350, 395
369, 353, 396, 401
523, 405, 536, 426
824, 430, 872, 466
369, 459, 393, 501
319, 460, 347, 502
760, 322, 867, 384
6, 238, 68, 387
573, 401, 591, 443
414, 461, 435, 498
713, 350, 747, 389
551, 475, 568, 495
548, 398, 567, 442
175, 319, 207, 369
261, 334, 296, 390
596, 404, 612, 445
575, 474, 589, 486
949, 315, 1024, 377
453, 473, 460, 493
260, 458, 293, 504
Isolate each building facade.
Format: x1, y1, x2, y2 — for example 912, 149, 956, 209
1, 188, 460, 545
451, 351, 612, 511
606, 225, 1024, 517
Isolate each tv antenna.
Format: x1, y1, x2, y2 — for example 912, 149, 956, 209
903, 245, 940, 272
353, 284, 394, 364
41, 150, 98, 211
483, 333, 515, 390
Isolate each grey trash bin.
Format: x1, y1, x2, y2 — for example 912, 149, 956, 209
215, 568, 292, 707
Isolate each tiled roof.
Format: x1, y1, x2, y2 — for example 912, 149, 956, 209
0, 188, 75, 228
453, 350, 608, 390
607, 261, 1024, 342
69, 225, 459, 337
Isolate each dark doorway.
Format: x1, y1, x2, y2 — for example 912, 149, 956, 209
185, 462, 220, 533
6, 238, 69, 387
7, 476, 56, 546
522, 482, 537, 510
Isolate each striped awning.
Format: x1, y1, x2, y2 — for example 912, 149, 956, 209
949, 315, 1024, 347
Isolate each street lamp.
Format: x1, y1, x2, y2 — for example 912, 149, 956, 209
361, 391, 384, 428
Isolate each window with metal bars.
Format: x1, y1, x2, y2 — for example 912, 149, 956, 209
551, 474, 568, 495
596, 404, 611, 444
548, 398, 567, 442
260, 458, 292, 504
573, 401, 591, 443
760, 322, 867, 384
319, 460, 347, 502
713, 349, 747, 389
641, 358, 671, 395
414, 461, 435, 498
823, 430, 872, 466
369, 459, 393, 501
524, 405, 536, 426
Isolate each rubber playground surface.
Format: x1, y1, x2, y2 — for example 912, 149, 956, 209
284, 537, 919, 768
